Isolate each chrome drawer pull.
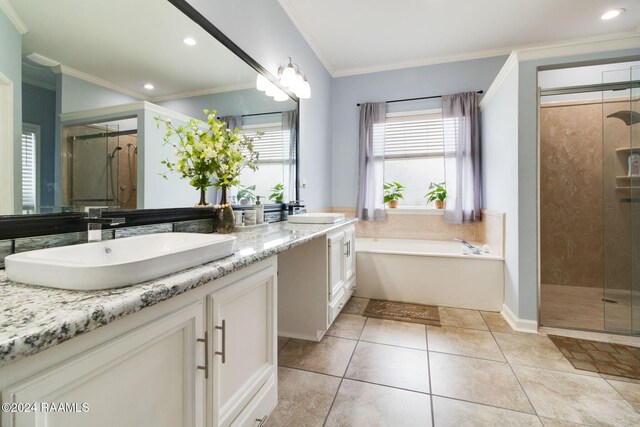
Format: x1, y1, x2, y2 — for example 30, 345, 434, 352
215, 319, 226, 364
196, 331, 209, 379
256, 415, 267, 427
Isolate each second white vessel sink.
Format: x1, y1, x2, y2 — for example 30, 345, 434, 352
288, 213, 346, 224
5, 233, 236, 290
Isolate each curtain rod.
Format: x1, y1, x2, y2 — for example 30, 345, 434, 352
356, 90, 484, 107
217, 111, 291, 120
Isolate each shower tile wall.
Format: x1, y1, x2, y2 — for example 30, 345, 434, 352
540, 102, 604, 289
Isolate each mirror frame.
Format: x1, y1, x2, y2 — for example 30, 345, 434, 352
0, 0, 300, 239
168, 0, 301, 205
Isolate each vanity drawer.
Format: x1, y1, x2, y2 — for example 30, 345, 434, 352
328, 286, 346, 326
230, 374, 277, 427
343, 276, 356, 301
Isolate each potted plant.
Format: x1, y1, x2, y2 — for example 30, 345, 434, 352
237, 184, 256, 205
383, 181, 404, 208
269, 183, 285, 203
156, 109, 259, 233
425, 181, 446, 209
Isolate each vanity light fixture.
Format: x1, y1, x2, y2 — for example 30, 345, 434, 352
255, 58, 311, 99
183, 37, 197, 46
600, 8, 624, 20
143, 83, 154, 90
278, 58, 311, 99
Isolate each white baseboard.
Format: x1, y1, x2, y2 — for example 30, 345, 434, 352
501, 303, 538, 333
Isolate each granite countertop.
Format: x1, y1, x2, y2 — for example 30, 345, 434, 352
0, 219, 357, 367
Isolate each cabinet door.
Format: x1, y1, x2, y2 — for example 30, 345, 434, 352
208, 265, 277, 427
328, 232, 346, 301
3, 303, 205, 427
344, 226, 356, 282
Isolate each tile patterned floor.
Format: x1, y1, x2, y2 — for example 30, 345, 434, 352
267, 297, 640, 427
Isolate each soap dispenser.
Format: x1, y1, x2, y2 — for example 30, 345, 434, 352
255, 196, 264, 224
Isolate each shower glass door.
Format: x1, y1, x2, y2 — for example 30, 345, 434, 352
602, 67, 639, 334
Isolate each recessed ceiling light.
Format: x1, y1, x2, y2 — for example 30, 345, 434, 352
143, 83, 154, 90
183, 37, 197, 46
601, 8, 624, 20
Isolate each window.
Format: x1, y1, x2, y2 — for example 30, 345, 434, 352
21, 123, 40, 213
238, 122, 289, 202
384, 109, 445, 207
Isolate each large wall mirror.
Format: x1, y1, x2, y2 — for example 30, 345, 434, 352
1, 0, 298, 216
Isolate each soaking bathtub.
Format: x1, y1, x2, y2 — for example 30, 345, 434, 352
355, 238, 504, 311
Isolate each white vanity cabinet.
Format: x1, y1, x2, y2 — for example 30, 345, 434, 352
0, 258, 278, 427
2, 303, 206, 427
207, 264, 277, 427
327, 225, 357, 325
278, 222, 357, 341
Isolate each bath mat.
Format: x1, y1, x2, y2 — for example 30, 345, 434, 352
364, 299, 440, 326
548, 335, 640, 380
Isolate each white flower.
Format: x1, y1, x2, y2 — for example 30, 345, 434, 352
204, 147, 216, 158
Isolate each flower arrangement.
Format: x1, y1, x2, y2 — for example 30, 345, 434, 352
155, 109, 260, 207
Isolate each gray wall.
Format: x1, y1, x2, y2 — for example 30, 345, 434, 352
59, 74, 141, 114
481, 63, 520, 319
0, 8, 22, 213
187, 0, 333, 209
330, 55, 508, 207
22, 83, 56, 207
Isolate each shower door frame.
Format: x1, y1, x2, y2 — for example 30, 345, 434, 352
536, 73, 640, 335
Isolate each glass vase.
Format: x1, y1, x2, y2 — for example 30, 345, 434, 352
216, 187, 235, 234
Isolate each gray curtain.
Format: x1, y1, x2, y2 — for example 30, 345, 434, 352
282, 110, 297, 202
356, 102, 386, 221
442, 92, 481, 224
220, 115, 241, 132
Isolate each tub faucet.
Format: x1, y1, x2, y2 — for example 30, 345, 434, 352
454, 238, 481, 255
84, 208, 125, 242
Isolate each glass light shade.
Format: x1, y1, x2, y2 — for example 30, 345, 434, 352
265, 81, 278, 96
290, 71, 305, 94
273, 88, 289, 102
256, 74, 269, 91
279, 65, 297, 89
297, 79, 311, 99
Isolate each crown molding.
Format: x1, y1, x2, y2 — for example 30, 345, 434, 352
59, 101, 196, 125
277, 0, 336, 76
479, 31, 640, 111
52, 65, 149, 101
333, 48, 512, 78
479, 52, 519, 111
150, 82, 255, 102
514, 30, 640, 62
21, 76, 56, 92
0, 0, 28, 34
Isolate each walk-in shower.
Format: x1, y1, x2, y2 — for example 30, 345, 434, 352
538, 62, 639, 335
62, 121, 138, 210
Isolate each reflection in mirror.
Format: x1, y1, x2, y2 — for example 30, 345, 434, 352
2, 0, 298, 215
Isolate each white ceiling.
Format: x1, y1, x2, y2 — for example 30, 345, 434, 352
279, 0, 640, 77
10, 0, 258, 99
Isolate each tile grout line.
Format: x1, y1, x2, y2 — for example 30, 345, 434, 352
426, 321, 435, 427
488, 329, 540, 418
601, 377, 640, 415
321, 315, 368, 427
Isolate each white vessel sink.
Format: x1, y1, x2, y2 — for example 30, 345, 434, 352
5, 233, 236, 290
288, 213, 346, 224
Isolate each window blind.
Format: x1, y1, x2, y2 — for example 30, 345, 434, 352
21, 126, 37, 211
384, 110, 444, 159
242, 123, 285, 163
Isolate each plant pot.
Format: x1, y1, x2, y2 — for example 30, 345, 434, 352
435, 200, 444, 209
388, 200, 398, 209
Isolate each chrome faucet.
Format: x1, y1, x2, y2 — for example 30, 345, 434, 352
454, 238, 482, 255
84, 207, 125, 242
